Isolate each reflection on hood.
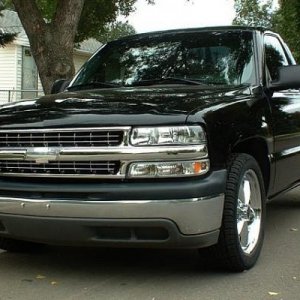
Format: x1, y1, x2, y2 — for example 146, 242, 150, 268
0, 85, 251, 129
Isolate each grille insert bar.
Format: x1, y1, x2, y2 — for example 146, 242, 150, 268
0, 130, 124, 147
0, 160, 120, 176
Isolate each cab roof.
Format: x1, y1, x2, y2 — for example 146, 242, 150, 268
117, 25, 271, 42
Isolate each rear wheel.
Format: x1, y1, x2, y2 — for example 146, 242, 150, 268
211, 153, 266, 271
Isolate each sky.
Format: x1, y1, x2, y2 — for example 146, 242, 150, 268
121, 0, 236, 33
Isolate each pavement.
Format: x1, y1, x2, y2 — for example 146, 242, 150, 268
0, 188, 299, 300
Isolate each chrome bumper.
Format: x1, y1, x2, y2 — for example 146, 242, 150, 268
0, 194, 224, 235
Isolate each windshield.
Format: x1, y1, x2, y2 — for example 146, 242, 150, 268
70, 30, 255, 90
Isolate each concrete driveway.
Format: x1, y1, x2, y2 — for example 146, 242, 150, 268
0, 188, 299, 300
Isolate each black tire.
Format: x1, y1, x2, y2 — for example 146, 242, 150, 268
0, 237, 43, 253
210, 153, 266, 271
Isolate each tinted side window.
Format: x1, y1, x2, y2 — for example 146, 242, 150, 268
264, 35, 289, 81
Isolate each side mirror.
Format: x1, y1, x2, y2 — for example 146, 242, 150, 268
50, 79, 71, 94
269, 65, 300, 91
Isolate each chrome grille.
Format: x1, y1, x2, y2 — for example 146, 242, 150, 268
0, 129, 124, 147
0, 160, 120, 176
0, 127, 207, 179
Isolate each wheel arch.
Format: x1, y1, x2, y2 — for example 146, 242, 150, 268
232, 138, 271, 195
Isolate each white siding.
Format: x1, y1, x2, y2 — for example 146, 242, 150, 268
16, 45, 22, 91
0, 45, 91, 103
0, 44, 17, 103
74, 53, 90, 73
37, 76, 43, 95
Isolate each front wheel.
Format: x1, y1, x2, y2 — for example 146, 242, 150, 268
212, 153, 266, 271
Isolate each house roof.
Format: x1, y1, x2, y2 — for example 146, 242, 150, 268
0, 10, 27, 39
0, 10, 102, 54
76, 38, 102, 54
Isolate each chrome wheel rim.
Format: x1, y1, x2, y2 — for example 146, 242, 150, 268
236, 169, 262, 254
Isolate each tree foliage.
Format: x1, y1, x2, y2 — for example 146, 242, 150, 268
0, 30, 16, 47
3, 0, 150, 42
0, 0, 13, 12
76, 0, 139, 43
29, 0, 139, 42
274, 0, 300, 62
233, 0, 274, 28
96, 21, 136, 43
233, 0, 300, 62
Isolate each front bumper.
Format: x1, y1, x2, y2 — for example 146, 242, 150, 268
0, 194, 223, 248
0, 170, 226, 248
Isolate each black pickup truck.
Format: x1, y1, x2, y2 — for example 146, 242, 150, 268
0, 26, 299, 271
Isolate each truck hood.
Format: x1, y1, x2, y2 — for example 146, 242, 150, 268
0, 85, 251, 129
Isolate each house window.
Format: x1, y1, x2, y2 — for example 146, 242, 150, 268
21, 47, 38, 99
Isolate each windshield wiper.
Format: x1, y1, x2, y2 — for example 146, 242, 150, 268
67, 81, 121, 91
129, 77, 207, 87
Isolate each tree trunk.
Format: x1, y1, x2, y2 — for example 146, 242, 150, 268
12, 0, 84, 94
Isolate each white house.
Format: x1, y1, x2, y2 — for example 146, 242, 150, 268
0, 10, 102, 104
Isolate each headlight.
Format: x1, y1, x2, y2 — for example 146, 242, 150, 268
130, 125, 206, 146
